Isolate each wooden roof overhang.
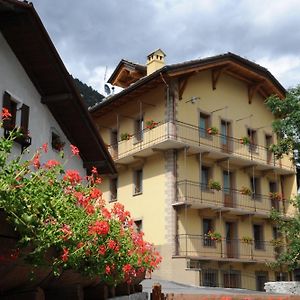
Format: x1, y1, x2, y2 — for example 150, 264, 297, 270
0, 0, 116, 174
91, 52, 286, 118
108, 59, 146, 88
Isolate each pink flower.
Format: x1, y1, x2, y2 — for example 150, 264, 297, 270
70, 144, 79, 156
63, 170, 82, 185
44, 159, 60, 169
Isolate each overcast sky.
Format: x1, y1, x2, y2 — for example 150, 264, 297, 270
33, 0, 300, 94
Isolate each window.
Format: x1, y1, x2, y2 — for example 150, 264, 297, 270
220, 120, 231, 152
256, 272, 268, 291
199, 112, 210, 138
266, 135, 273, 164
247, 128, 257, 152
203, 218, 214, 246
275, 272, 288, 281
110, 177, 118, 202
110, 129, 118, 158
135, 117, 144, 142
133, 169, 143, 195
250, 176, 261, 200
51, 131, 65, 151
202, 269, 218, 287
134, 220, 143, 233
253, 224, 264, 250
2, 92, 31, 150
201, 166, 210, 189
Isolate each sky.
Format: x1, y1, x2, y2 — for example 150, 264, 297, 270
32, 0, 300, 95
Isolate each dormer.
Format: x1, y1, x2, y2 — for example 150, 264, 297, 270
146, 49, 166, 75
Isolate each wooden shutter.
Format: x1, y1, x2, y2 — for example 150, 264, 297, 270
2, 91, 12, 129
20, 104, 30, 135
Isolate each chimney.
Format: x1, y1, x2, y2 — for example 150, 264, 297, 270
146, 49, 166, 75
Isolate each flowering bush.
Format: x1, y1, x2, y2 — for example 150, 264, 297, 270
0, 108, 161, 285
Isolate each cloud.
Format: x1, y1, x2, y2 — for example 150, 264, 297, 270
33, 0, 300, 90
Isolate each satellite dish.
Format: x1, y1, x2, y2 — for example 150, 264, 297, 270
104, 83, 111, 95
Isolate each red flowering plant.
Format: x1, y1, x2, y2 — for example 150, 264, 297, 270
0, 110, 161, 285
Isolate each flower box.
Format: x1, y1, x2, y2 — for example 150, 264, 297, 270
207, 231, 222, 242
120, 133, 132, 141
207, 127, 218, 135
239, 136, 250, 145
240, 186, 252, 196
242, 236, 253, 244
269, 192, 282, 201
146, 120, 159, 130
208, 180, 221, 191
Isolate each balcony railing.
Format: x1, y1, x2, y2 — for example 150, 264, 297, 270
108, 120, 293, 171
176, 180, 286, 215
175, 234, 278, 262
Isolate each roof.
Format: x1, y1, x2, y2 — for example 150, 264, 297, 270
0, 0, 116, 174
90, 52, 286, 117
107, 59, 146, 88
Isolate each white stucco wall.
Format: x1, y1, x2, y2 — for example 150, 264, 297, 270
0, 32, 85, 174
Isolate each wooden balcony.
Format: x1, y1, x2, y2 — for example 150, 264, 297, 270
175, 180, 286, 216
107, 121, 295, 174
175, 234, 279, 263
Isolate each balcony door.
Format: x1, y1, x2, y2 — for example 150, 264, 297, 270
265, 135, 273, 164
223, 171, 234, 207
220, 120, 231, 153
110, 129, 118, 158
269, 181, 279, 211
225, 222, 238, 258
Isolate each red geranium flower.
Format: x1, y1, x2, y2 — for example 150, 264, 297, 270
44, 159, 60, 169
88, 220, 109, 235
2, 107, 12, 120
70, 144, 79, 156
63, 170, 82, 185
98, 245, 106, 255
61, 248, 69, 262
32, 153, 40, 169
42, 143, 48, 153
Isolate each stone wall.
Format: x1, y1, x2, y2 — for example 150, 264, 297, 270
265, 281, 300, 295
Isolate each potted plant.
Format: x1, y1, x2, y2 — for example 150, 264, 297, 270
239, 136, 250, 145
207, 127, 218, 135
242, 236, 253, 244
207, 231, 222, 242
240, 186, 252, 196
208, 180, 221, 191
146, 120, 159, 130
120, 133, 131, 141
269, 192, 282, 201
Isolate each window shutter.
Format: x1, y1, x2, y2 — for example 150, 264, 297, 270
2, 91, 12, 128
20, 104, 30, 135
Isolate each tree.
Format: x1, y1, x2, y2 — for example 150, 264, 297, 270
266, 85, 300, 270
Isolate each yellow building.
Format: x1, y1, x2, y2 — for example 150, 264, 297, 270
90, 50, 297, 291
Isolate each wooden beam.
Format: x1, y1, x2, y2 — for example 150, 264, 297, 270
211, 66, 228, 90
178, 75, 192, 100
248, 81, 265, 104
41, 93, 72, 104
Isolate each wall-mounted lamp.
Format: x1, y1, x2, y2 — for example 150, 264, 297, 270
185, 96, 200, 104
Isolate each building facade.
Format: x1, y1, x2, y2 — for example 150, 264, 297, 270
91, 50, 297, 291
0, 0, 115, 176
